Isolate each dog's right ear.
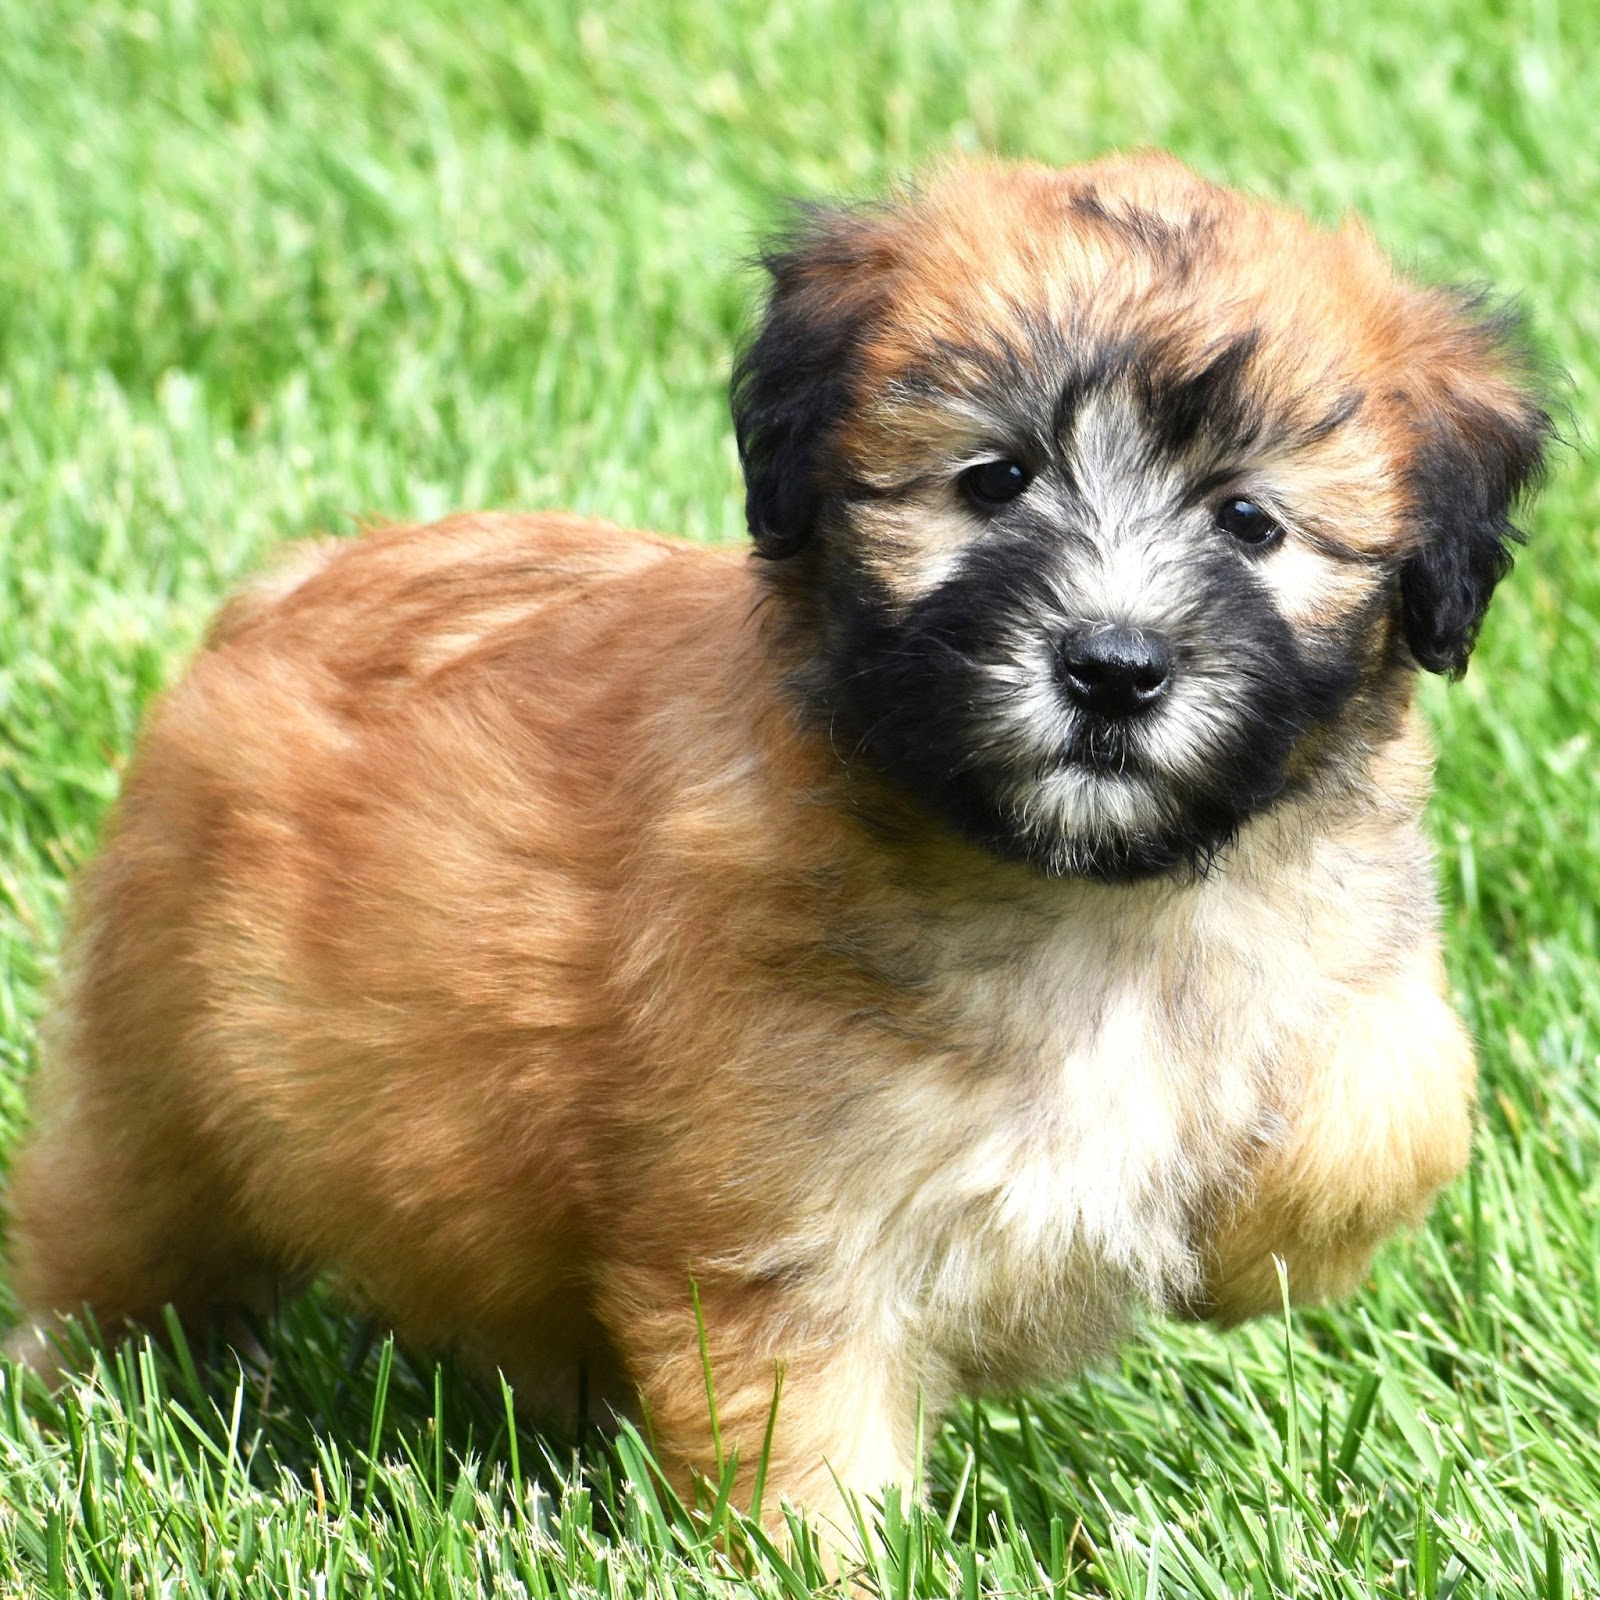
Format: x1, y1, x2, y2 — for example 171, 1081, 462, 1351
732, 204, 898, 558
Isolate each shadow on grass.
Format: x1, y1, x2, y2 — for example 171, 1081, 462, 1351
2, 1289, 1122, 1596
13, 1289, 585, 1506
5, 1291, 992, 1594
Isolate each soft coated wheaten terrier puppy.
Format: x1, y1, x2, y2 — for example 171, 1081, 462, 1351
7, 153, 1548, 1536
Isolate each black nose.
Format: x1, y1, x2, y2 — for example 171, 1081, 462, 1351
1056, 626, 1174, 718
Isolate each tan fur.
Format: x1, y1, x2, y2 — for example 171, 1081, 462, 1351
6, 155, 1542, 1547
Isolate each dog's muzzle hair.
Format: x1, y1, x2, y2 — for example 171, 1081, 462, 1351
825, 498, 1362, 881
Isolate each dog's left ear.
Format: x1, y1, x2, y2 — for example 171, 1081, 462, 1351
1397, 294, 1552, 677
732, 203, 899, 558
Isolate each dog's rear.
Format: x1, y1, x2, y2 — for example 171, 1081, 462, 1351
6, 514, 730, 1398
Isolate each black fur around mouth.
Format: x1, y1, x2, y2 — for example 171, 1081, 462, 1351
813, 530, 1360, 884
1060, 721, 1142, 776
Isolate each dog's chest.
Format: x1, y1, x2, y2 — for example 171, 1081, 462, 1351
834, 885, 1310, 1387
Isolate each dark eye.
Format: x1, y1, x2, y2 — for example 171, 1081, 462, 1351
960, 459, 1032, 509
1214, 497, 1283, 549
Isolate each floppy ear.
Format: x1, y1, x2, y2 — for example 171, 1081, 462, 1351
731, 204, 896, 558
1398, 296, 1551, 677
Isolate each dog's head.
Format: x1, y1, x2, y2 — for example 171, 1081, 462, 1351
733, 154, 1550, 880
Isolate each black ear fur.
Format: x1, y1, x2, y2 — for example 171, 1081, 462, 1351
731, 205, 893, 558
1399, 300, 1552, 677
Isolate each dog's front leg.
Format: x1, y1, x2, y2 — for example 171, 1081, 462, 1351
596, 1267, 920, 1555
1194, 946, 1477, 1322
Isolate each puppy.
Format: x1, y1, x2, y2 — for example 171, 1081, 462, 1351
6, 153, 1548, 1537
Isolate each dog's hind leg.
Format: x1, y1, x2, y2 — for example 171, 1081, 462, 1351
5, 1091, 277, 1374
4, 990, 278, 1375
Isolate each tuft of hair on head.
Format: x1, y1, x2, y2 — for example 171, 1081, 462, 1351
731, 199, 904, 560
1395, 289, 1554, 678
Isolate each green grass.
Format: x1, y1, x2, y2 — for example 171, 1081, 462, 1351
2, 0, 1598, 1593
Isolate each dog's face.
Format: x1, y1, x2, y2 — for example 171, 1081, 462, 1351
733, 154, 1549, 879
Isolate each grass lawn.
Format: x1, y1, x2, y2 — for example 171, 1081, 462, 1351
2, 0, 1598, 1593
